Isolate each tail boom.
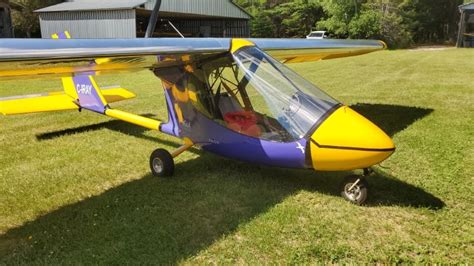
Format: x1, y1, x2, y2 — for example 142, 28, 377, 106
105, 109, 161, 130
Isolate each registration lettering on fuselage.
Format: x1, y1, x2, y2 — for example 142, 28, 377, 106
76, 84, 93, 95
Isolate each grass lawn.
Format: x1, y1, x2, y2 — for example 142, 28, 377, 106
0, 48, 473, 264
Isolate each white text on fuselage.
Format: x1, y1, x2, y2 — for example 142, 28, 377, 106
76, 84, 93, 95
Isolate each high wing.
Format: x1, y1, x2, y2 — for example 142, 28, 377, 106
252, 38, 387, 63
0, 38, 384, 120
0, 38, 385, 80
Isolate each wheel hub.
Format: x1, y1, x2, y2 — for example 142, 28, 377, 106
152, 158, 164, 173
344, 183, 361, 201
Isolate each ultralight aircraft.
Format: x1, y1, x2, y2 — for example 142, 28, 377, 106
0, 25, 395, 206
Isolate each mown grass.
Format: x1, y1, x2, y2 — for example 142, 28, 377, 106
0, 48, 473, 264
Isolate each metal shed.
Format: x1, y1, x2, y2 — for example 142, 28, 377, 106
457, 2, 474, 47
35, 0, 252, 39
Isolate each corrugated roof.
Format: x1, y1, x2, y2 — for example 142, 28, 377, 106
460, 3, 474, 10
36, 0, 251, 19
35, 0, 148, 13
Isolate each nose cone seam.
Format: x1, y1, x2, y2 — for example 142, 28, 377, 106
311, 139, 396, 153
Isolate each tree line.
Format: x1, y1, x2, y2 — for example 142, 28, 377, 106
10, 0, 470, 48
235, 0, 469, 48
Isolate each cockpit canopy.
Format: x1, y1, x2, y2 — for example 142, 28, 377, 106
162, 46, 340, 143
232, 46, 339, 140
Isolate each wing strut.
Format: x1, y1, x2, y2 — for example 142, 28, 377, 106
105, 109, 161, 130
145, 0, 162, 38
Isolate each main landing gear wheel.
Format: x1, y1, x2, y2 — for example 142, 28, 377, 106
341, 175, 368, 205
150, 149, 174, 177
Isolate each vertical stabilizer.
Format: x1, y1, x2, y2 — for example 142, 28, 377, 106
62, 75, 108, 114
51, 31, 71, 40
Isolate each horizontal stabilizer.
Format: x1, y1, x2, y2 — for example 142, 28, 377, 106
0, 87, 135, 115
0, 92, 77, 115
101, 87, 136, 103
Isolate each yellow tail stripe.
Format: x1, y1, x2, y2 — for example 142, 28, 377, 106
105, 109, 161, 130
88, 76, 109, 105
61, 77, 79, 99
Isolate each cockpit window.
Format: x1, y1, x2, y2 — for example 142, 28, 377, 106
190, 46, 339, 142
232, 46, 339, 140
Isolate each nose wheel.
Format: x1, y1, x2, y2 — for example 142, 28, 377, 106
340, 175, 369, 205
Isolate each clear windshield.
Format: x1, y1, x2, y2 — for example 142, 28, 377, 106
232, 46, 339, 139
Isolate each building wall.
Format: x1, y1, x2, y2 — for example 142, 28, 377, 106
464, 11, 474, 47
458, 9, 474, 47
146, 0, 251, 19
163, 18, 249, 38
39, 9, 136, 39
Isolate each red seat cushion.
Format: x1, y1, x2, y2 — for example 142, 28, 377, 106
224, 111, 261, 137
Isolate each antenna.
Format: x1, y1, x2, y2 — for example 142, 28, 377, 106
145, 0, 162, 38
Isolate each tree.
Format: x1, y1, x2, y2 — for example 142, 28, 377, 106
352, 2, 413, 48
316, 0, 361, 38
239, 0, 324, 38
348, 8, 381, 39
250, 10, 274, 37
281, 0, 323, 37
238, 0, 462, 46
11, 0, 61, 38
381, 12, 412, 48
398, 0, 463, 43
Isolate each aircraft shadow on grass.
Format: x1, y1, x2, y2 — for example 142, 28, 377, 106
36, 113, 160, 142
36, 114, 203, 155
350, 103, 434, 138
1, 104, 443, 263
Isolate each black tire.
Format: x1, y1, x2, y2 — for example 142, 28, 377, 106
340, 175, 368, 205
149, 149, 174, 177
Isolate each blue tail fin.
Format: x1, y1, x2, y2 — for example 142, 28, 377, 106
62, 75, 108, 114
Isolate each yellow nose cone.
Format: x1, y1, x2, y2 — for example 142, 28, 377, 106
310, 106, 395, 171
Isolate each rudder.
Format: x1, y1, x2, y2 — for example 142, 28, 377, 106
62, 75, 109, 114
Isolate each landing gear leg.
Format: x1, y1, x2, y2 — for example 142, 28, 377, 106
340, 168, 372, 205
363, 167, 373, 176
149, 138, 193, 177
